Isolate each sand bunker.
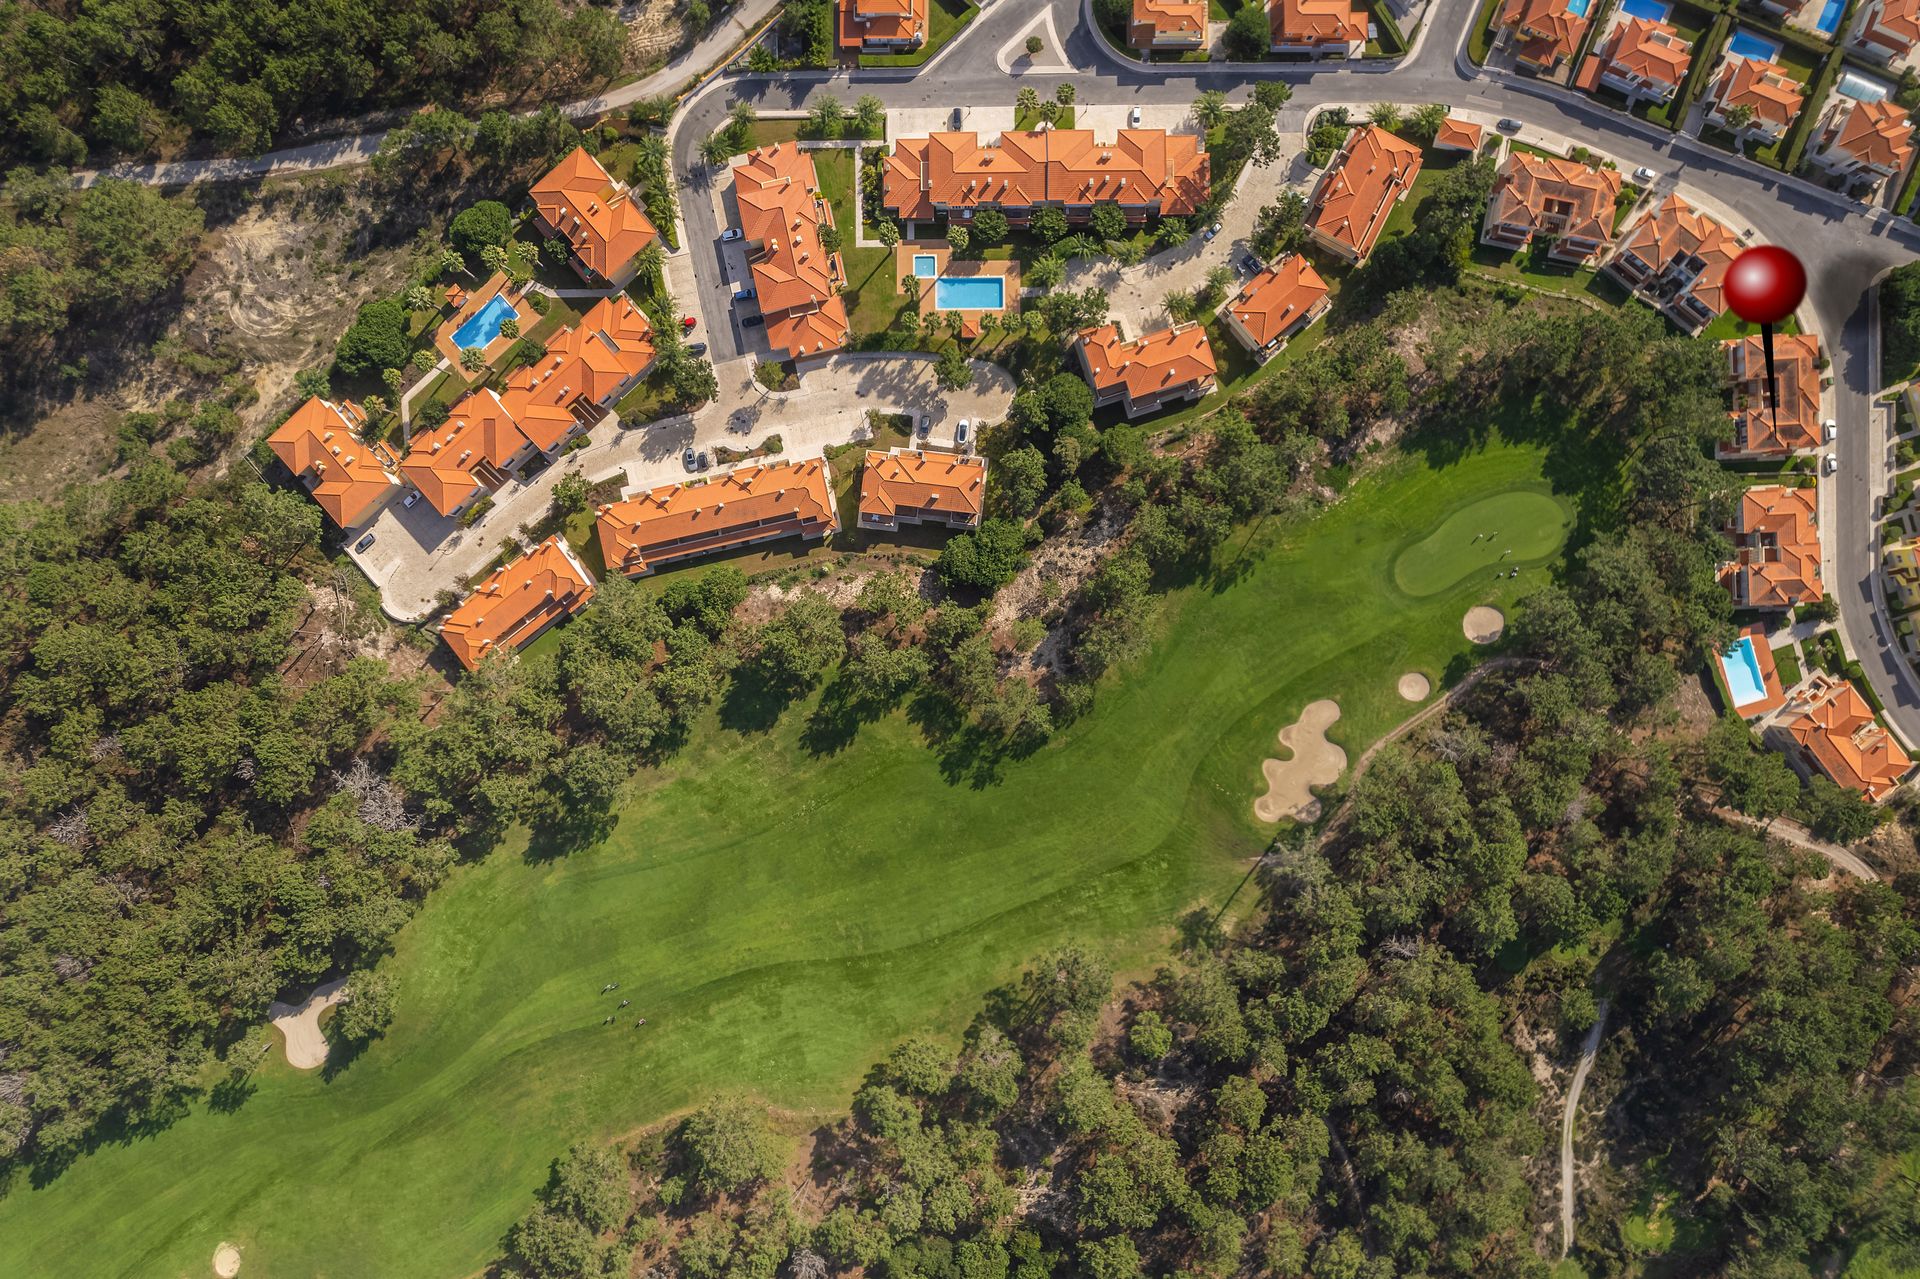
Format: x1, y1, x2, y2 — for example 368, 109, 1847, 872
1398, 672, 1431, 701
1464, 606, 1506, 644
214, 1243, 241, 1277
1254, 700, 1347, 823
269, 978, 347, 1070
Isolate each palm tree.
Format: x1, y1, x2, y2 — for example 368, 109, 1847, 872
404, 285, 434, 312
1055, 83, 1076, 108
700, 133, 731, 169
635, 242, 667, 299
729, 101, 758, 140
1369, 102, 1403, 132
854, 95, 886, 136
1017, 86, 1040, 119
459, 347, 486, 373
809, 94, 845, 138
1193, 90, 1229, 131
480, 244, 510, 277
1410, 103, 1449, 143
634, 134, 669, 184
439, 248, 470, 280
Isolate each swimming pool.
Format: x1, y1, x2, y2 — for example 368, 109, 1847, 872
912, 253, 939, 278
1616, 0, 1671, 20
452, 293, 519, 351
1720, 635, 1770, 709
1813, 0, 1844, 35
935, 275, 1005, 310
1567, 0, 1594, 15
1727, 29, 1781, 61
1837, 69, 1892, 101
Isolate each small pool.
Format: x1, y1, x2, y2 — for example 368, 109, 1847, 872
1837, 69, 1892, 101
1813, 0, 1844, 35
452, 293, 519, 351
1727, 28, 1781, 62
1617, 0, 1671, 20
1720, 635, 1770, 709
1567, 0, 1594, 15
912, 253, 939, 278
935, 275, 1005, 310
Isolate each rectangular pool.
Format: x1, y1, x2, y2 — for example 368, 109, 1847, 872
1720, 635, 1770, 708
1837, 69, 1892, 101
935, 275, 1005, 310
1617, 0, 1671, 20
1814, 0, 1844, 34
912, 253, 939, 278
1727, 29, 1781, 61
453, 293, 520, 350
1567, 0, 1594, 14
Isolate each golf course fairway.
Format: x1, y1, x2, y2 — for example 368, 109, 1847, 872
0, 438, 1580, 1277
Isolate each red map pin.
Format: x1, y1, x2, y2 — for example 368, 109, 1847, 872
1725, 246, 1808, 432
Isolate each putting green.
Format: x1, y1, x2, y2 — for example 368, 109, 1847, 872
0, 441, 1596, 1278
1391, 489, 1573, 597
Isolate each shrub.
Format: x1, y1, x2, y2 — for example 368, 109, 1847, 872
459, 496, 494, 527
333, 298, 410, 378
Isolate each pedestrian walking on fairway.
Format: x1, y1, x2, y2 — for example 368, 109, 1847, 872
619, 999, 630, 1008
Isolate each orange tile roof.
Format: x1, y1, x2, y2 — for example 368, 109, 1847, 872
1859, 0, 1920, 55
499, 295, 655, 452
1130, 0, 1208, 43
1598, 17, 1691, 87
1714, 57, 1805, 130
440, 535, 596, 670
1784, 673, 1912, 799
400, 388, 532, 516
1225, 254, 1330, 348
267, 397, 396, 529
1271, 0, 1368, 45
882, 130, 1210, 221
596, 459, 838, 576
1308, 125, 1423, 259
1615, 193, 1739, 315
1824, 98, 1915, 173
858, 449, 988, 523
839, 0, 929, 46
530, 146, 659, 282
1498, 0, 1588, 64
733, 143, 851, 360
1724, 332, 1822, 456
1723, 485, 1822, 608
1075, 321, 1217, 405
1487, 151, 1622, 247
1434, 117, 1483, 151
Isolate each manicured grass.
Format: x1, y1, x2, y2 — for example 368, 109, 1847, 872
1469, 0, 1505, 64
1467, 241, 1643, 310
861, 0, 977, 66
1773, 642, 1804, 687
0, 436, 1603, 1278
1014, 106, 1076, 132
1390, 489, 1575, 595
735, 118, 885, 154
1697, 308, 1803, 343
811, 148, 900, 340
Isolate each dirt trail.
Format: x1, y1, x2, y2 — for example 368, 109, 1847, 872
1560, 999, 1609, 1258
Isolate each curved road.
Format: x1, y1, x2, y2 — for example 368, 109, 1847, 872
1561, 998, 1610, 1259
80, 0, 1920, 743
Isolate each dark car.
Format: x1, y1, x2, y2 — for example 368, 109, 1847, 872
687, 341, 708, 357
741, 313, 765, 328
353, 532, 376, 553
1238, 251, 1262, 276
1496, 118, 1522, 134
683, 446, 697, 471
696, 450, 711, 471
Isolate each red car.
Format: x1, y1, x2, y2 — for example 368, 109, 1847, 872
681, 315, 696, 331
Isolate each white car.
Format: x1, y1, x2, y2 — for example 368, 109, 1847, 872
720, 227, 743, 242
1631, 166, 1656, 186
1824, 453, 1838, 474
402, 490, 420, 509
1129, 107, 1143, 127
1823, 419, 1838, 442
956, 419, 971, 448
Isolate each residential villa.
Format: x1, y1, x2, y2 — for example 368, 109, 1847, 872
1721, 332, 1824, 458
733, 142, 852, 362
400, 387, 537, 519
1705, 57, 1805, 142
880, 129, 1210, 226
838, 0, 928, 51
1587, 17, 1692, 105
266, 396, 399, 529
1220, 253, 1332, 361
1269, 0, 1369, 58
1603, 193, 1741, 333
498, 295, 656, 453
1889, 535, 1920, 611
595, 458, 839, 576
1720, 484, 1823, 609
1306, 124, 1423, 262
1808, 97, 1916, 194
1481, 151, 1623, 264
1495, 0, 1589, 73
1775, 671, 1913, 799
857, 449, 989, 531
529, 146, 660, 289
1850, 0, 1920, 65
1072, 322, 1218, 418
1129, 0, 1208, 50
439, 535, 596, 670
1434, 116, 1485, 152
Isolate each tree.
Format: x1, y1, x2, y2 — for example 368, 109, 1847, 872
972, 208, 1010, 245
999, 445, 1050, 514
1251, 191, 1309, 258
1027, 35, 1044, 55
755, 359, 786, 392
450, 200, 513, 259
543, 1143, 629, 1234
552, 472, 591, 514
335, 298, 411, 378
678, 1096, 781, 1196
1226, 3, 1270, 58
1033, 206, 1071, 242
499, 317, 521, 341
1090, 203, 1127, 242
1802, 776, 1885, 843
935, 347, 971, 390
947, 224, 971, 256
1018, 86, 1041, 119
1369, 101, 1403, 132
459, 347, 487, 373
331, 972, 396, 1044
1194, 89, 1230, 130
1055, 83, 1077, 107
1128, 1010, 1173, 1060
937, 518, 1030, 591
809, 94, 845, 137
853, 95, 886, 135
757, 595, 846, 690
1704, 713, 1799, 822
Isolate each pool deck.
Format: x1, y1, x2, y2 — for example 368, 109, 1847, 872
433, 272, 531, 369
893, 244, 1022, 340
1728, 622, 1789, 718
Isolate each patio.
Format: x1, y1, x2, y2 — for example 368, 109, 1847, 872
893, 243, 1023, 338
433, 272, 535, 368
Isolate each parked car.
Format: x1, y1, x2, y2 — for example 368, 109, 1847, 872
1129, 107, 1143, 127
696, 450, 711, 471
742, 313, 765, 328
720, 227, 743, 242
402, 490, 420, 509
955, 419, 970, 447
681, 315, 697, 331
916, 416, 932, 439
354, 532, 376, 553
688, 341, 708, 356
1497, 118, 1522, 134
1238, 251, 1262, 276
683, 446, 697, 471
1203, 222, 1222, 241
1823, 419, 1838, 442
952, 107, 964, 128
1824, 453, 1838, 474
1631, 166, 1657, 186
733, 284, 756, 301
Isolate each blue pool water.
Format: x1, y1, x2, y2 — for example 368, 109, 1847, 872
452, 293, 519, 350
935, 275, 1006, 309
1617, 0, 1671, 20
1727, 29, 1781, 61
1567, 0, 1594, 15
1837, 69, 1891, 100
1814, 0, 1844, 34
1720, 636, 1770, 708
912, 253, 938, 278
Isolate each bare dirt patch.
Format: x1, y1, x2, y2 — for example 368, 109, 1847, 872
1254, 699, 1347, 824
213, 1242, 241, 1277
1464, 605, 1506, 645
1397, 671, 1431, 701
623, 0, 687, 65
989, 505, 1128, 678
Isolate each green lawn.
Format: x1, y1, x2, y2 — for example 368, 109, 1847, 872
0, 437, 1594, 1278
1390, 490, 1575, 595
811, 148, 903, 340
734, 117, 885, 155
1697, 308, 1804, 343
861, 0, 978, 66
